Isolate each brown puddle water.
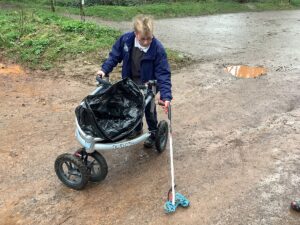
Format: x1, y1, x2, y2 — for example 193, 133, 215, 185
225, 65, 267, 78
0, 63, 25, 76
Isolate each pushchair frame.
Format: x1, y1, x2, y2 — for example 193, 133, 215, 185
75, 78, 156, 153
54, 78, 169, 190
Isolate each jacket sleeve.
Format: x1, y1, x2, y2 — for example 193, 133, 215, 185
155, 48, 172, 101
101, 35, 123, 75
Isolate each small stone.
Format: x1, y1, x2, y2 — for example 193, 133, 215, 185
83, 61, 92, 65
22, 103, 25, 107
9, 151, 18, 157
286, 121, 295, 125
31, 198, 37, 203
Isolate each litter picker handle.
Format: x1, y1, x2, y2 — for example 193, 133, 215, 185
158, 100, 165, 106
158, 100, 172, 121
96, 76, 111, 86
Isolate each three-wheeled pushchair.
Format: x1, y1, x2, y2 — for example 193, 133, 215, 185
54, 77, 169, 190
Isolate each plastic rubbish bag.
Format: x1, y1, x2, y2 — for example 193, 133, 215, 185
75, 78, 145, 142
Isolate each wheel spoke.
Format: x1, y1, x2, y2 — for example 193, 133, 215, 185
87, 159, 96, 167
74, 172, 81, 178
91, 166, 96, 175
65, 161, 72, 169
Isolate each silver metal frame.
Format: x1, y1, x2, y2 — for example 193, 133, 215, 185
75, 80, 156, 154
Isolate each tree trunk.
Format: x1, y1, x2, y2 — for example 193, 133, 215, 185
50, 0, 55, 12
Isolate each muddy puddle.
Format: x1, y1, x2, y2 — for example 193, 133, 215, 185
225, 65, 267, 78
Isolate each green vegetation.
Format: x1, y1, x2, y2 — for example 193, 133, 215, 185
2, 0, 300, 21
1, 0, 299, 70
0, 9, 121, 69
0, 7, 189, 70
57, 0, 299, 21
4, 0, 299, 21
166, 49, 193, 71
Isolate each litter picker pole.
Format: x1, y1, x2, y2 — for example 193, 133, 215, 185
168, 104, 176, 205
160, 101, 190, 213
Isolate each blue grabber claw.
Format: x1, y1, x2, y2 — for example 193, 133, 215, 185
164, 192, 190, 213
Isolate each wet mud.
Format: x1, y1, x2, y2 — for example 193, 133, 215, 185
1, 10, 300, 225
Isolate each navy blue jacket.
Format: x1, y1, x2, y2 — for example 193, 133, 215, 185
101, 32, 172, 101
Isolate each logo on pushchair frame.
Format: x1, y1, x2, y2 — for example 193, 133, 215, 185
112, 141, 133, 149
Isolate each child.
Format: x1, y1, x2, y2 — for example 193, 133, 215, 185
97, 15, 172, 148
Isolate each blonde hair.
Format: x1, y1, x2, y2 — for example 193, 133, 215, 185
133, 15, 154, 36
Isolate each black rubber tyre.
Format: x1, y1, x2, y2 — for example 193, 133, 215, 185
54, 153, 90, 190
155, 120, 169, 153
86, 152, 108, 182
74, 149, 108, 182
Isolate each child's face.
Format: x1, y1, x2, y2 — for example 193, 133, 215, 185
135, 32, 153, 48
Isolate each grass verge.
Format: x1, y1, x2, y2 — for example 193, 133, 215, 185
0, 7, 190, 71
55, 0, 300, 21
0, 8, 121, 70
2, 0, 300, 21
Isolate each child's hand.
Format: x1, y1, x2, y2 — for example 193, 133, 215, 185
158, 100, 170, 114
96, 70, 105, 79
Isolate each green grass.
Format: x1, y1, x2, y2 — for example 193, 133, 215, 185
166, 49, 193, 70
254, 0, 300, 9
1, 0, 298, 70
2, 0, 300, 21
0, 7, 189, 71
0, 9, 121, 69
56, 0, 300, 21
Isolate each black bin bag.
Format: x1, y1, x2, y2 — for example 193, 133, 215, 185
75, 78, 145, 142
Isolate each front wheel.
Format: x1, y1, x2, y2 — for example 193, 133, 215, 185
54, 153, 90, 190
75, 149, 108, 182
155, 120, 169, 153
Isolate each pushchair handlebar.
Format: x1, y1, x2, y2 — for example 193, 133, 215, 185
137, 85, 147, 90
96, 76, 157, 91
138, 80, 157, 90
96, 76, 111, 86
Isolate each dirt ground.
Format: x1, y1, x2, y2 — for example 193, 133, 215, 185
1, 10, 300, 225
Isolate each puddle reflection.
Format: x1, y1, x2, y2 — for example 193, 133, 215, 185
225, 65, 267, 78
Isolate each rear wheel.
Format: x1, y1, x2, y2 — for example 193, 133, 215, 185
54, 153, 90, 190
155, 120, 169, 153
